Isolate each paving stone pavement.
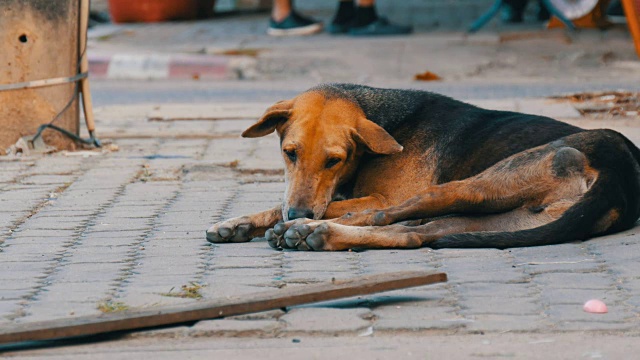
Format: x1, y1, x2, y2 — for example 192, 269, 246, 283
1, 100, 640, 342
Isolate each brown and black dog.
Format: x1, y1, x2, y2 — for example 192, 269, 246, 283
206, 84, 640, 250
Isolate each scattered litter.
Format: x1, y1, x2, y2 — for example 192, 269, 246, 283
59, 143, 118, 157
103, 143, 120, 152
139, 154, 191, 160
229, 56, 259, 80
5, 138, 32, 156
583, 299, 608, 314
358, 326, 374, 337
61, 150, 103, 157
414, 71, 442, 81
514, 259, 593, 266
218, 48, 263, 57
529, 339, 556, 344
5, 137, 56, 156
97, 301, 129, 313
161, 282, 206, 299
582, 351, 604, 359
292, 338, 301, 343
549, 91, 640, 118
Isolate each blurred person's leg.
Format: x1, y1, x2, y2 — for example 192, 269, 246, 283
328, 0, 356, 33
502, 0, 528, 23
607, 0, 624, 18
352, 0, 378, 28
271, 0, 292, 22
502, 0, 549, 23
329, 0, 412, 35
537, 0, 550, 21
268, 0, 323, 36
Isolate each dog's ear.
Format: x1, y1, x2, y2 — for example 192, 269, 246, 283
354, 117, 403, 155
242, 99, 294, 138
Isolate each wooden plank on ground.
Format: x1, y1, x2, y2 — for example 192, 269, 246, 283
0, 271, 447, 345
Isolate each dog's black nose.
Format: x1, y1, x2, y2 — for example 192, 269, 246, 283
288, 208, 314, 220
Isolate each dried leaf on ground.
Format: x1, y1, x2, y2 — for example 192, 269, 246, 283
161, 282, 205, 299
219, 48, 262, 57
414, 71, 442, 81
98, 301, 129, 313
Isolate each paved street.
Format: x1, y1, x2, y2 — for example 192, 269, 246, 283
2, 99, 640, 358
2, 3, 640, 357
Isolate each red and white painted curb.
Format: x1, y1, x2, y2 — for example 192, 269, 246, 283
88, 54, 257, 80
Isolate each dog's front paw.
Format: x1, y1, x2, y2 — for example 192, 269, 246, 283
264, 222, 288, 249
264, 219, 315, 250
206, 217, 255, 243
265, 219, 331, 251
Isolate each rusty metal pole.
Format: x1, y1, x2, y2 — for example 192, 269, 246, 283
0, 0, 80, 154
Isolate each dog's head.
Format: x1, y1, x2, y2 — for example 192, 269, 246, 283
242, 91, 403, 221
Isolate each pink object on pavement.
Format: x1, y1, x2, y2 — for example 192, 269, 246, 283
583, 299, 608, 314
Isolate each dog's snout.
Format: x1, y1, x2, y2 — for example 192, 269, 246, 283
288, 208, 314, 220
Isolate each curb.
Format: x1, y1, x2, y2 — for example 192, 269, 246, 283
88, 53, 258, 80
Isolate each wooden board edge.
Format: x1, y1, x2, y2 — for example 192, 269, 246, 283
0, 271, 447, 345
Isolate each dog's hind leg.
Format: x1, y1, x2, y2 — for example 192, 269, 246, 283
271, 144, 601, 250
277, 207, 567, 251
334, 145, 596, 227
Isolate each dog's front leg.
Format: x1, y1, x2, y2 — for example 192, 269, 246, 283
264, 194, 391, 249
206, 205, 282, 243
323, 195, 388, 219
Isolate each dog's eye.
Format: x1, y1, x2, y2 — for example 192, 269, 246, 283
284, 149, 297, 162
325, 158, 341, 169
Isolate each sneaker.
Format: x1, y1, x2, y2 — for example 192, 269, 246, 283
536, 0, 550, 21
607, 0, 624, 17
501, 6, 524, 23
327, 21, 350, 34
267, 11, 323, 36
348, 17, 412, 36
501, 0, 527, 23
607, 1, 627, 24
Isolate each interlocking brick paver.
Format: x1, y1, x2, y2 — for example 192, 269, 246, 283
280, 308, 372, 333
2, 103, 640, 338
533, 272, 614, 290
546, 304, 634, 322
455, 283, 537, 298
465, 314, 545, 332
539, 288, 623, 305
190, 319, 281, 336
373, 306, 466, 331
459, 297, 540, 316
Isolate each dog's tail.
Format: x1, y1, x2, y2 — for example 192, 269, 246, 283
429, 177, 614, 249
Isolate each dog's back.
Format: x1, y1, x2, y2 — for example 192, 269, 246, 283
314, 83, 585, 182
316, 84, 640, 248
